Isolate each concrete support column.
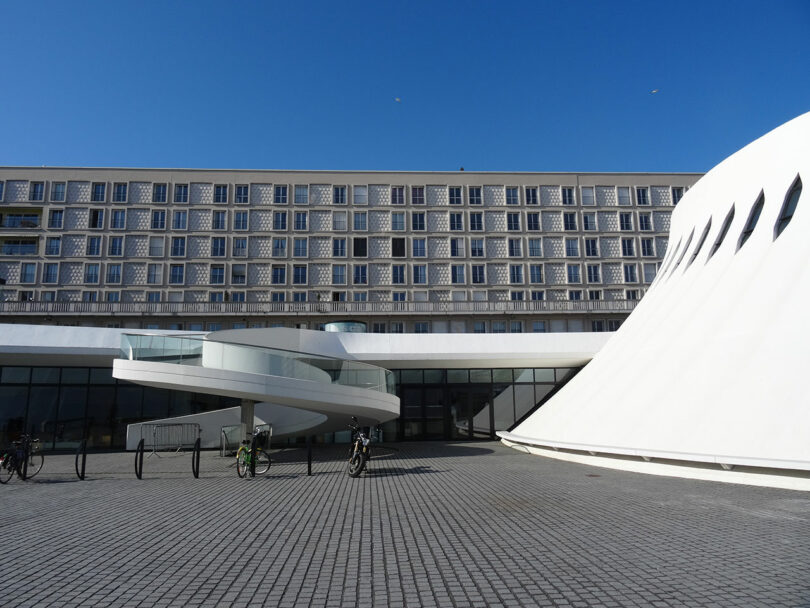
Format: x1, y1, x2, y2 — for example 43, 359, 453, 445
240, 399, 255, 443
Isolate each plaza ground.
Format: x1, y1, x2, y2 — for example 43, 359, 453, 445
1, 442, 808, 607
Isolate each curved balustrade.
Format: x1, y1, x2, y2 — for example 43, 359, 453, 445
119, 333, 396, 396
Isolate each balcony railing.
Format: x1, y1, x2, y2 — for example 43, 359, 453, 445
0, 300, 638, 316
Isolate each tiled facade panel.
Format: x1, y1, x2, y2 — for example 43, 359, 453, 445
542, 211, 561, 231
601, 237, 621, 258
370, 264, 389, 285
124, 262, 145, 285
125, 235, 149, 257
656, 237, 669, 256
185, 290, 207, 303
370, 237, 389, 258
489, 290, 508, 302
188, 236, 208, 258
250, 210, 273, 231
487, 237, 506, 259
653, 211, 671, 232
250, 184, 273, 205
310, 211, 331, 232
129, 182, 151, 204
185, 263, 206, 285
429, 264, 450, 285
540, 186, 561, 206
65, 208, 88, 230
121, 290, 141, 303
488, 263, 508, 285
368, 185, 389, 207
5, 181, 28, 202
427, 211, 447, 232
68, 181, 91, 203
0, 262, 18, 283
249, 237, 273, 258
249, 263, 271, 286
603, 263, 623, 283
310, 264, 330, 285
189, 209, 211, 231
426, 185, 447, 206
309, 184, 330, 206
190, 183, 212, 205
651, 186, 671, 206
484, 185, 504, 206
60, 262, 83, 285
62, 235, 85, 257
606, 289, 624, 301
598, 212, 619, 232
544, 237, 564, 258
369, 211, 389, 232
432, 290, 450, 302
127, 208, 150, 230
311, 237, 332, 258
429, 237, 448, 258
485, 211, 506, 232
545, 263, 566, 285
595, 186, 616, 206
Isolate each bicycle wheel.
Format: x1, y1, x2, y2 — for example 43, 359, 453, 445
254, 449, 271, 475
347, 450, 366, 478
236, 446, 249, 478
25, 452, 44, 478
0, 457, 14, 484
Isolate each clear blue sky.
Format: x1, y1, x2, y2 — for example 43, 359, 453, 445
2, 0, 808, 172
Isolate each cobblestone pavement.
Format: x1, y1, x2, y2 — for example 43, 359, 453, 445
1, 442, 809, 607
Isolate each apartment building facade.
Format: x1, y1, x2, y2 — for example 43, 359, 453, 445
0, 168, 701, 333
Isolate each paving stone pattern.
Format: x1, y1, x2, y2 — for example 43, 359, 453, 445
1, 442, 809, 607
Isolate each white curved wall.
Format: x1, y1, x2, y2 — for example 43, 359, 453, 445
503, 112, 810, 474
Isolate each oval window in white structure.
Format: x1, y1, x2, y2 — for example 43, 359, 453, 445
738, 193, 764, 250
708, 205, 735, 260
668, 229, 694, 277
687, 218, 712, 268
774, 176, 802, 239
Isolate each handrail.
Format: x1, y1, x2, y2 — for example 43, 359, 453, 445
0, 300, 638, 315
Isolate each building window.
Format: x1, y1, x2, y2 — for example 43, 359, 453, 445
639, 213, 652, 231
152, 183, 167, 203
210, 265, 225, 284
568, 290, 582, 301
353, 185, 368, 205
169, 265, 184, 284
507, 213, 520, 231
775, 177, 802, 238
171, 236, 186, 257
617, 187, 631, 206
624, 264, 638, 283
84, 263, 100, 284
106, 264, 122, 284
392, 265, 405, 284
48, 209, 63, 229
505, 187, 519, 205
471, 238, 484, 257
45, 236, 61, 256
527, 238, 541, 257
149, 236, 164, 257
91, 183, 106, 202
353, 265, 367, 285
20, 262, 37, 283
636, 187, 649, 206
672, 187, 684, 205
211, 237, 226, 257
332, 265, 346, 285
330, 211, 346, 231
293, 237, 307, 257
583, 213, 596, 231
29, 182, 45, 201
294, 211, 308, 231
391, 186, 405, 205
411, 186, 425, 205
174, 184, 189, 203
389, 212, 404, 231
508, 238, 522, 257
588, 290, 601, 300
233, 210, 248, 231
449, 238, 463, 257
492, 321, 506, 333
709, 206, 735, 259
625, 289, 639, 301
471, 265, 485, 284
739, 194, 764, 249
294, 185, 308, 204
274, 185, 288, 204
587, 264, 601, 283
643, 263, 657, 283
353, 212, 367, 231
43, 263, 58, 284
412, 212, 426, 231
581, 187, 594, 207
372, 323, 386, 334
273, 237, 287, 257
532, 320, 546, 332
527, 213, 540, 231
51, 182, 66, 202
470, 212, 483, 231
293, 265, 307, 285
211, 184, 227, 204
562, 187, 575, 206
152, 210, 166, 230
413, 238, 427, 257
621, 238, 635, 257
565, 238, 579, 257
449, 212, 463, 231
232, 236, 248, 257
113, 183, 128, 202
273, 211, 287, 231
640, 238, 654, 257
510, 265, 523, 284
333, 186, 346, 205
469, 187, 482, 205
147, 264, 161, 284
89, 209, 104, 229
619, 213, 633, 231
108, 236, 123, 256
272, 265, 287, 285
353, 237, 367, 257
212, 210, 227, 230
509, 320, 523, 333
529, 264, 543, 283
526, 187, 538, 205
82, 291, 98, 303
449, 187, 462, 205
591, 320, 605, 332
413, 265, 427, 284
391, 238, 406, 257
567, 264, 581, 283
473, 321, 486, 333
332, 238, 346, 257
171, 210, 187, 230
390, 322, 404, 333
563, 212, 577, 231
235, 185, 249, 204
86, 236, 101, 256
451, 265, 465, 284
414, 322, 429, 334
111, 209, 126, 229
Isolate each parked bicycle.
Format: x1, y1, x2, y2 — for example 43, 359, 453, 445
347, 417, 372, 478
235, 429, 271, 478
0, 435, 43, 483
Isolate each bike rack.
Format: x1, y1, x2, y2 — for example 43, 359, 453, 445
19, 439, 29, 482
192, 438, 201, 479
249, 435, 257, 477
75, 440, 87, 480
134, 438, 145, 479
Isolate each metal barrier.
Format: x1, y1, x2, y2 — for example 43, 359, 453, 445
220, 423, 246, 457
140, 423, 201, 457
75, 440, 87, 480
192, 438, 201, 479
135, 439, 145, 479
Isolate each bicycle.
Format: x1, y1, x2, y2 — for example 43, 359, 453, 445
235, 430, 271, 478
0, 435, 43, 483
347, 417, 372, 478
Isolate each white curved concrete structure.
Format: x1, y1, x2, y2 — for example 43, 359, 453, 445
500, 112, 810, 488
